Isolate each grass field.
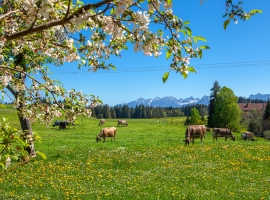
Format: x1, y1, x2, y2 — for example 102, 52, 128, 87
0, 105, 270, 200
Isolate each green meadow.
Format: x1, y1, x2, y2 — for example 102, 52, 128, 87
1, 105, 270, 200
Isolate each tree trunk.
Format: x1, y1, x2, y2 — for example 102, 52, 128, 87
18, 114, 36, 157
7, 85, 36, 157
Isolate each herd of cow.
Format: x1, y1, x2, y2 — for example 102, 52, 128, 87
184, 125, 256, 145
96, 119, 255, 143
98, 119, 128, 127
184, 125, 236, 145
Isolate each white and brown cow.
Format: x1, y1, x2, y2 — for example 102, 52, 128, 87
212, 128, 235, 141
99, 119, 106, 126
117, 120, 128, 127
241, 131, 255, 141
96, 127, 117, 142
184, 125, 206, 145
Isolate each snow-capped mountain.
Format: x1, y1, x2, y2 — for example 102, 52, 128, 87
116, 93, 270, 108
118, 96, 210, 108
249, 93, 270, 101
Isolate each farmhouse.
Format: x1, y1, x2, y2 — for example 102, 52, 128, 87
238, 103, 266, 112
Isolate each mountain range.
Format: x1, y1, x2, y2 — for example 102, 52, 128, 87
117, 93, 270, 108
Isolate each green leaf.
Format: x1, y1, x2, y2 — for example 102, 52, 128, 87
16, 137, 27, 146
36, 151, 47, 160
110, 7, 116, 15
184, 27, 192, 36
193, 36, 207, 43
179, 29, 187, 36
182, 73, 188, 79
250, 9, 262, 15
200, 45, 210, 49
183, 21, 190, 25
162, 72, 169, 83
109, 64, 116, 70
187, 66, 197, 73
167, 0, 172, 5
166, 50, 172, 60
0, 162, 5, 170
223, 19, 230, 30
76, 0, 84, 5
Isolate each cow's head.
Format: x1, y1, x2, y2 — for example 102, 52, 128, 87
231, 135, 236, 141
96, 136, 101, 142
184, 138, 190, 145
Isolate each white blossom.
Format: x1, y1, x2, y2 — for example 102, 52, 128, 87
0, 75, 12, 86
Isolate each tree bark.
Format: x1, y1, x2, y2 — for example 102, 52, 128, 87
6, 84, 36, 157
18, 113, 36, 157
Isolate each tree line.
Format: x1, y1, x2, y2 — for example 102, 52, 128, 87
91, 104, 209, 119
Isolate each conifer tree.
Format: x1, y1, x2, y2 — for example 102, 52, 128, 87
263, 99, 270, 120
263, 99, 270, 131
207, 81, 221, 128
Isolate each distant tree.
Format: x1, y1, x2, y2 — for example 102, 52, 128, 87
110, 108, 116, 119
190, 108, 203, 125
263, 99, 270, 131
184, 116, 190, 125
238, 96, 248, 103
213, 87, 242, 131
201, 115, 207, 123
162, 110, 167, 118
249, 119, 261, 136
263, 99, 270, 120
122, 105, 131, 118
97, 114, 103, 119
207, 81, 221, 127
146, 107, 153, 118
114, 105, 123, 118
103, 104, 111, 119
241, 109, 263, 136
199, 106, 208, 116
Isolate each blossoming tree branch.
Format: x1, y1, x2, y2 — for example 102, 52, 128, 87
0, 0, 262, 168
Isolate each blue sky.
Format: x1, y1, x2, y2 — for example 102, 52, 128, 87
50, 1, 270, 106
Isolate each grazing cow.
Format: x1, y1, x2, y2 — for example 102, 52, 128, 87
117, 120, 128, 127
99, 119, 106, 126
59, 121, 67, 130
96, 127, 117, 142
184, 125, 206, 145
241, 131, 255, 141
212, 128, 235, 141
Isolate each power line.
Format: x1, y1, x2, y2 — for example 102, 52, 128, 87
49, 60, 270, 75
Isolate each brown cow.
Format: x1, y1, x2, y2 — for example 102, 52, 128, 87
184, 125, 206, 145
117, 120, 128, 127
99, 119, 106, 126
212, 128, 235, 141
96, 127, 117, 142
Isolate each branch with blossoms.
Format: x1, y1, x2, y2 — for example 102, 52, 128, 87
223, 0, 262, 30
4, 0, 114, 41
0, 0, 262, 124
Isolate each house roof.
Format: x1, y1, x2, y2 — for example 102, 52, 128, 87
238, 103, 266, 112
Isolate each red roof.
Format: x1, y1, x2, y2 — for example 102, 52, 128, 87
238, 103, 266, 112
